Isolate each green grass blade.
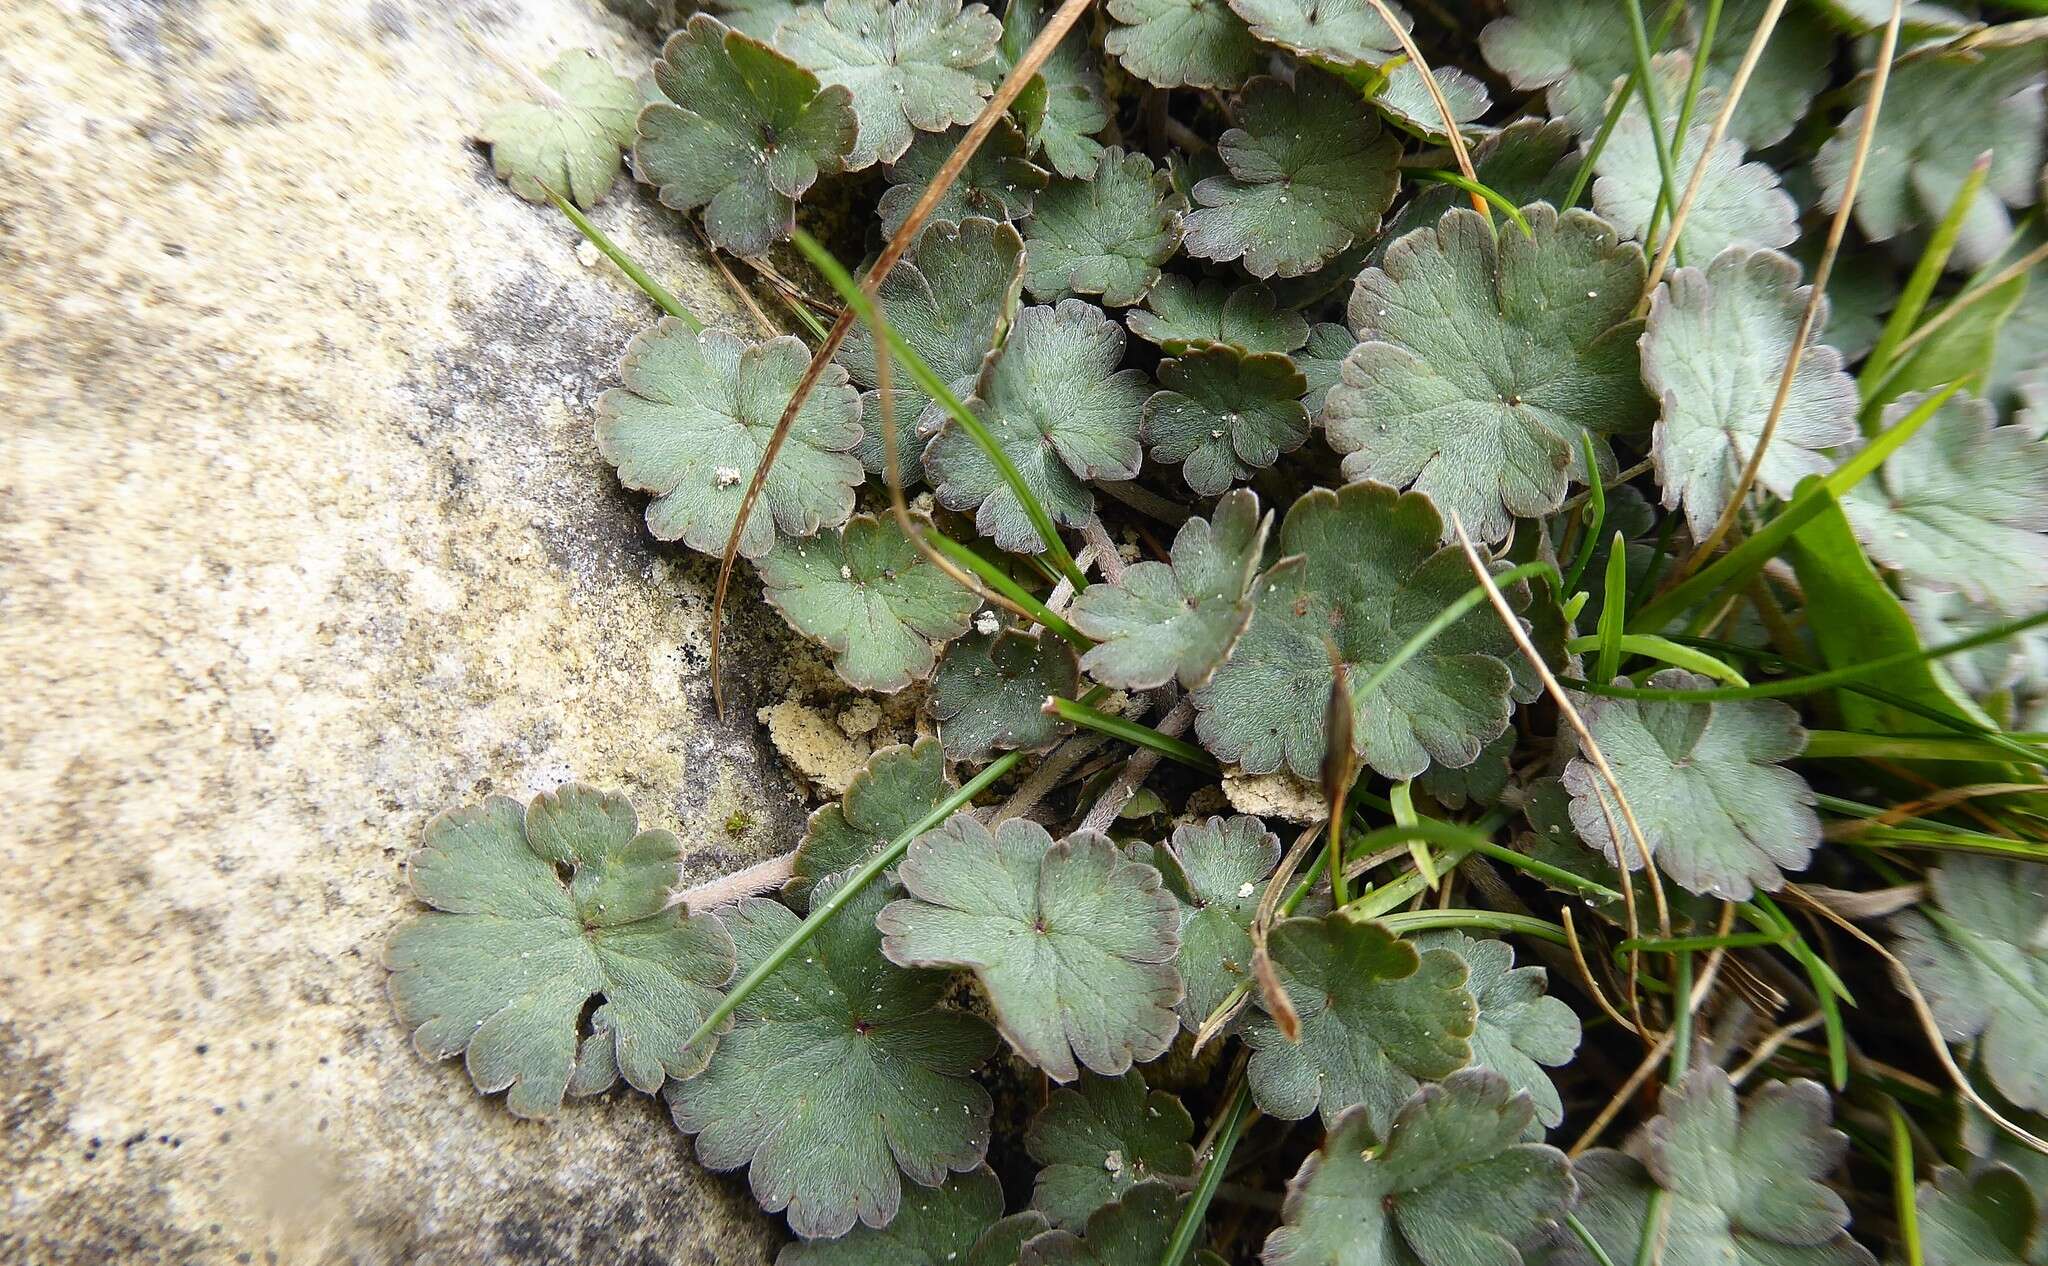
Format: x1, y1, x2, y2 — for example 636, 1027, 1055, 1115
1596, 533, 1629, 682
1564, 432, 1609, 594
1047, 697, 1219, 771
1160, 1077, 1252, 1266
1380, 909, 1569, 945
1566, 632, 1750, 686
1410, 169, 1534, 237
544, 186, 701, 330
1859, 153, 1992, 400
1622, 0, 1684, 265
924, 531, 1091, 648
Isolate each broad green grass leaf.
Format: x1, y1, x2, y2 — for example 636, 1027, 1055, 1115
386, 786, 736, 1118
1025, 1069, 1196, 1229
1840, 390, 2048, 608
1917, 1164, 2046, 1266
1156, 814, 1285, 1027
1184, 70, 1403, 280
596, 323, 863, 559
1552, 1068, 1875, 1266
779, 1167, 1037, 1266
776, 0, 1003, 169
792, 737, 956, 905
1070, 489, 1269, 692
1592, 56, 1797, 262
1242, 910, 1476, 1131
839, 216, 1026, 482
1020, 1182, 1221, 1266
1815, 47, 2046, 268
1326, 206, 1654, 543
998, 0, 1113, 179
637, 15, 858, 256
1411, 931, 1581, 1135
668, 874, 996, 1239
879, 816, 1182, 1080
1881, 272, 2031, 404
1021, 149, 1184, 308
1263, 1071, 1575, 1266
1563, 668, 1820, 900
1225, 0, 1405, 70
1104, 0, 1261, 89
925, 299, 1150, 551
929, 627, 1079, 761
478, 50, 639, 209
1125, 275, 1312, 355
1892, 856, 2048, 1112
758, 512, 980, 692
1143, 345, 1310, 494
1195, 481, 1535, 782
878, 123, 1048, 236
1643, 247, 1859, 539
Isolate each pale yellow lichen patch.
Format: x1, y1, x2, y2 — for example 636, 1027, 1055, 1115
759, 694, 874, 794
1222, 770, 1326, 824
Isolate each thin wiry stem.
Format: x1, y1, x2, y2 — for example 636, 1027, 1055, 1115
706, 0, 1099, 717
1361, 0, 1486, 218
1675, 0, 1905, 579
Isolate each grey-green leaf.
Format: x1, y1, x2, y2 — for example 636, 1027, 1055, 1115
1195, 481, 1535, 782
1070, 489, 1269, 692
1105, 0, 1261, 89
1156, 814, 1284, 1027
636, 15, 858, 256
928, 627, 1079, 762
1326, 205, 1654, 543
879, 816, 1182, 1081
1262, 1071, 1575, 1266
793, 737, 957, 904
879, 123, 1049, 237
1643, 247, 1859, 539
1184, 70, 1403, 280
1143, 345, 1311, 494
1564, 668, 1819, 900
1917, 1164, 2047, 1266
778, 1167, 1013, 1266
667, 873, 996, 1239
1892, 855, 2048, 1112
924, 298, 1149, 551
1225, 0, 1405, 70
1025, 1069, 1196, 1229
1549, 1068, 1875, 1266
1841, 389, 2048, 610
1125, 275, 1312, 355
839, 216, 1026, 485
478, 49, 639, 209
386, 786, 736, 1118
998, 0, 1112, 179
1022, 149, 1184, 308
596, 323, 863, 559
1243, 910, 1476, 1131
1021, 1182, 1222, 1266
775, 0, 1004, 169
1409, 931, 1580, 1135
759, 512, 980, 693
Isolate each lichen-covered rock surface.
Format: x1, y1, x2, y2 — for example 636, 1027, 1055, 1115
0, 1, 823, 1260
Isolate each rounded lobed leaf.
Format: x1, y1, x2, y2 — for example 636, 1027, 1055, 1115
1916, 1163, 2046, 1266
1242, 910, 1476, 1132
758, 511, 981, 693
777, 1166, 1017, 1266
1142, 344, 1311, 495
1563, 668, 1820, 901
1125, 275, 1312, 356
1025, 1068, 1196, 1229
1642, 247, 1859, 540
879, 815, 1182, 1081
1326, 204, 1654, 544
1071, 489, 1270, 693
928, 626, 1080, 762
1020, 1181, 1215, 1266
386, 785, 737, 1118
478, 49, 640, 209
1262, 1070, 1575, 1266
998, 0, 1113, 179
1104, 0, 1261, 90
838, 215, 1026, 484
1184, 70, 1403, 280
667, 874, 997, 1240
1409, 931, 1580, 1135
925, 298, 1150, 552
1194, 480, 1535, 782
792, 736, 957, 905
1155, 813, 1284, 1028
636, 15, 859, 255
878, 122, 1049, 237
596, 322, 863, 559
1226, 0, 1406, 69
1370, 60, 1492, 141
775, 0, 1004, 169
1021, 149, 1185, 309
1891, 855, 2048, 1112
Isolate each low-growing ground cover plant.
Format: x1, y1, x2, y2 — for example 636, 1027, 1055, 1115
403, 1, 2048, 1260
